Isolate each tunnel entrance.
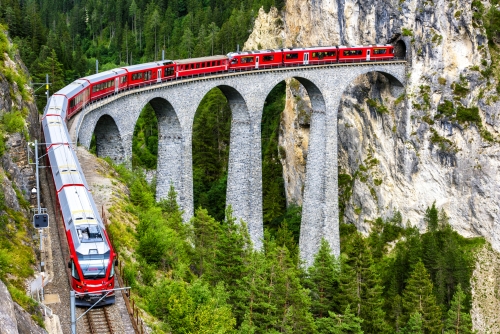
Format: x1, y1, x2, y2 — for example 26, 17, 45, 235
394, 40, 407, 59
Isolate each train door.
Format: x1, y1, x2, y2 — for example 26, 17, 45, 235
366, 49, 371, 61
115, 78, 119, 93
304, 52, 309, 65
255, 56, 259, 69
157, 69, 162, 83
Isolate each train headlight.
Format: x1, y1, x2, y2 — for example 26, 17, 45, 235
76, 285, 82, 289
108, 282, 113, 287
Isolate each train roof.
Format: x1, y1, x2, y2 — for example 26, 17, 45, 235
174, 55, 227, 64
337, 44, 392, 49
48, 144, 89, 191
42, 115, 71, 146
227, 49, 281, 57
44, 95, 67, 118
121, 61, 173, 73
55, 80, 89, 100
58, 186, 110, 255
83, 68, 128, 83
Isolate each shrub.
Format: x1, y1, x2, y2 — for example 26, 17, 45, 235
456, 106, 481, 123
2, 111, 25, 133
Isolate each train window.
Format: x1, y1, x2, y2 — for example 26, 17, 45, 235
286, 53, 299, 59
263, 55, 274, 61
121, 76, 127, 83
343, 50, 363, 56
165, 67, 174, 76
241, 56, 254, 63
109, 262, 115, 278
71, 260, 80, 280
145, 71, 151, 80
373, 49, 387, 54
326, 51, 336, 56
132, 73, 143, 80
196, 63, 200, 68
390, 48, 394, 54
231, 58, 238, 64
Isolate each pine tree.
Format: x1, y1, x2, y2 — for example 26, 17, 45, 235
207, 206, 251, 324
402, 261, 443, 333
444, 284, 473, 334
402, 312, 424, 334
308, 239, 339, 318
338, 233, 390, 333
316, 305, 363, 334
191, 207, 221, 277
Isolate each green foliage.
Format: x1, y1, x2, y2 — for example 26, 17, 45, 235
316, 305, 364, 334
402, 28, 413, 36
452, 82, 469, 98
192, 88, 231, 221
367, 98, 389, 114
437, 100, 455, 118
262, 81, 287, 230
429, 128, 456, 153
132, 104, 158, 169
444, 284, 474, 334
147, 278, 236, 333
307, 239, 340, 318
2, 111, 25, 133
402, 312, 424, 334
456, 106, 481, 123
402, 261, 443, 333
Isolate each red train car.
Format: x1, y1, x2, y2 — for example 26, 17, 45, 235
227, 50, 284, 70
122, 61, 175, 88
175, 55, 228, 78
338, 45, 394, 62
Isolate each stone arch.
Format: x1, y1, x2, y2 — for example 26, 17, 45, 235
93, 114, 125, 163
142, 97, 185, 204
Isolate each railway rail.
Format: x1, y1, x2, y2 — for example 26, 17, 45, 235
84, 306, 114, 334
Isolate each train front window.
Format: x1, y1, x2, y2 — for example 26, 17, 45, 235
71, 260, 80, 280
109, 262, 115, 278
78, 252, 110, 279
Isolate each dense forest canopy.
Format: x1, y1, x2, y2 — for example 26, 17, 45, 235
0, 0, 283, 109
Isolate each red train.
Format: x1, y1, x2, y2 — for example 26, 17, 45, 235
54, 44, 394, 119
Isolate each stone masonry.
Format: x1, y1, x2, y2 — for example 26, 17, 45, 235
76, 62, 406, 266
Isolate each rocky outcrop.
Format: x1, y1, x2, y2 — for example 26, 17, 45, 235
245, 1, 500, 248
0, 280, 19, 334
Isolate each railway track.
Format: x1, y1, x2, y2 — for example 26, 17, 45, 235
84, 306, 115, 334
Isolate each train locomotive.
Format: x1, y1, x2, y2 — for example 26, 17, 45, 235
42, 43, 394, 306
42, 96, 117, 306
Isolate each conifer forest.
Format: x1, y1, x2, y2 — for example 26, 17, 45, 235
0, 0, 494, 332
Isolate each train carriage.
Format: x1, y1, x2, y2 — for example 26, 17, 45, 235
175, 55, 228, 77
84, 69, 128, 102
227, 50, 284, 70
47, 144, 89, 192
122, 61, 175, 88
54, 80, 90, 119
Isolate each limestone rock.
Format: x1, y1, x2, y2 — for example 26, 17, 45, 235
0, 280, 19, 334
14, 303, 47, 334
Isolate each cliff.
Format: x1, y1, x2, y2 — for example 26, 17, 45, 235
245, 0, 500, 247
244, 2, 500, 330
0, 28, 48, 333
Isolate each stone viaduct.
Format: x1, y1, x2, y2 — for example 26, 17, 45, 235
73, 61, 406, 266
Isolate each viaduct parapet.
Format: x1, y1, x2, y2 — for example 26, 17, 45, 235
75, 61, 406, 266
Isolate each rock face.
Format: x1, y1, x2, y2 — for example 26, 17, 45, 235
0, 280, 18, 334
244, 0, 500, 329
245, 1, 500, 247
0, 30, 46, 334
